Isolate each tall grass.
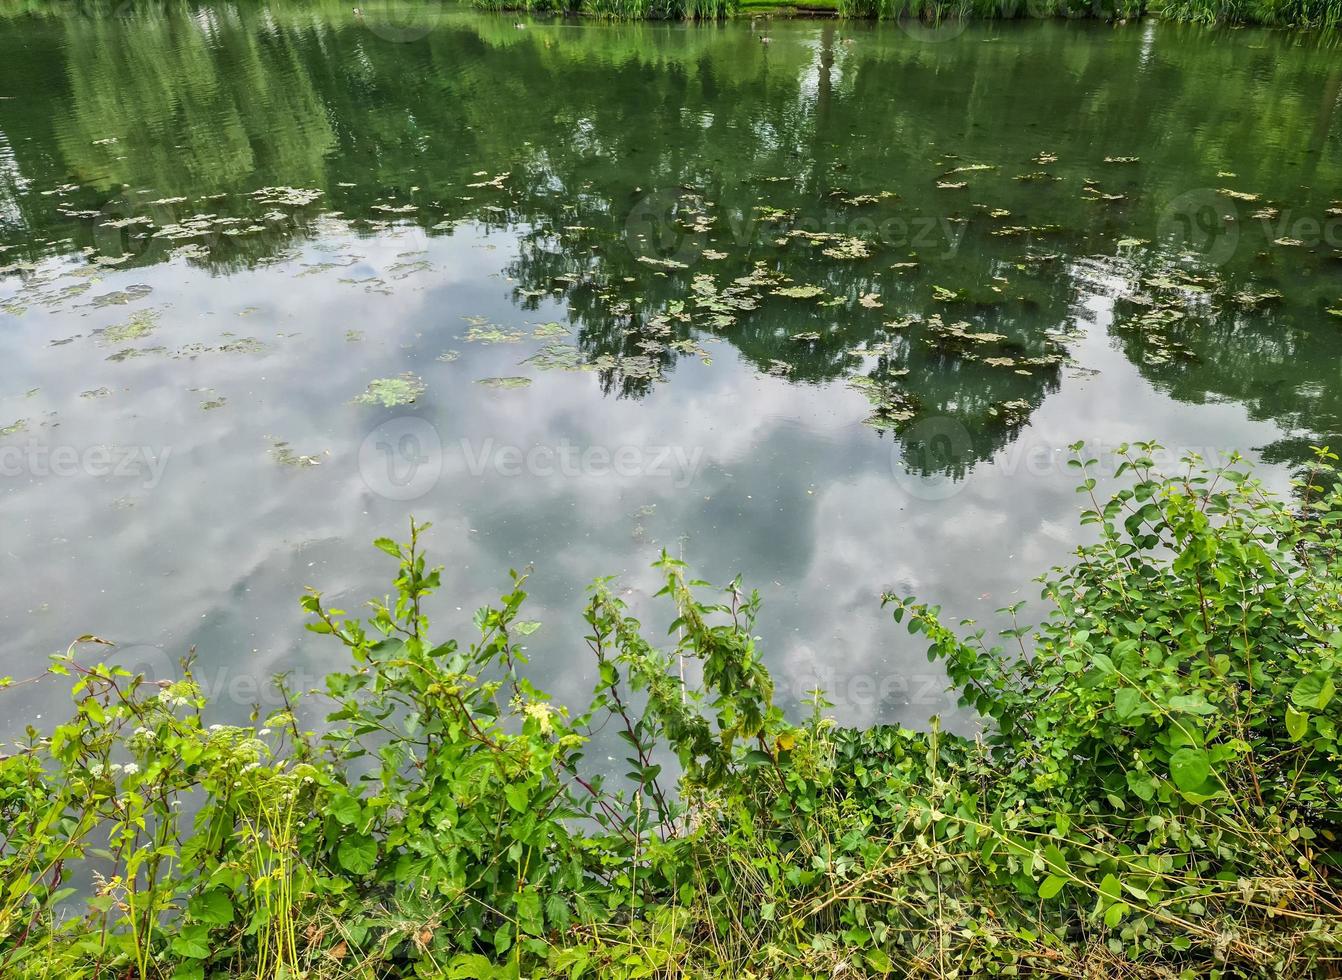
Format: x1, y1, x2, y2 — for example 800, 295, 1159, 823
1153, 0, 1342, 25
474, 0, 735, 19
837, 0, 1144, 21
475, 0, 1335, 26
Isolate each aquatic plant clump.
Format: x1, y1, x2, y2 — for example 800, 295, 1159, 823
352, 373, 426, 407
2, 445, 1342, 977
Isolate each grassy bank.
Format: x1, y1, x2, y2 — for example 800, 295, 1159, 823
474, 0, 1342, 29
3, 443, 1342, 978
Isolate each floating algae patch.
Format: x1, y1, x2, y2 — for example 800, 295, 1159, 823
589, 354, 661, 382
476, 376, 532, 389
530, 322, 569, 339
526, 343, 588, 372
463, 315, 526, 344
388, 259, 432, 280
212, 335, 269, 356
942, 163, 996, 177
100, 309, 160, 344
353, 373, 426, 407
988, 398, 1034, 424
251, 186, 324, 207
268, 441, 322, 467
771, 284, 826, 300
689, 272, 764, 328
848, 376, 919, 428
107, 346, 167, 362
89, 284, 153, 308
1, 419, 27, 437
637, 256, 688, 271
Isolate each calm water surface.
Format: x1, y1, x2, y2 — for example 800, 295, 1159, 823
1, 7, 1340, 732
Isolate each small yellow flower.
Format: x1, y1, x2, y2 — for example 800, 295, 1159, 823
522, 702, 554, 734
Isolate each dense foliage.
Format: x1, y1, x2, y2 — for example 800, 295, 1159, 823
472, 0, 737, 20
474, 0, 1342, 29
2, 444, 1342, 977
832, 0, 1342, 27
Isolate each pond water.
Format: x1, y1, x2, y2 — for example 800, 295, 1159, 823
1, 6, 1339, 734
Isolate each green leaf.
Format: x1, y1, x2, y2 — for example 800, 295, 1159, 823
170, 924, 211, 959
516, 890, 543, 936
337, 834, 377, 874
865, 948, 893, 973
1293, 672, 1336, 711
1038, 874, 1066, 900
1043, 843, 1069, 877
187, 889, 234, 925
1113, 687, 1145, 721
447, 953, 498, 978
1126, 770, 1156, 801
1285, 705, 1309, 742
505, 784, 530, 813
328, 793, 361, 827
1169, 746, 1211, 792
1168, 692, 1215, 715
1104, 901, 1129, 927
1098, 873, 1122, 904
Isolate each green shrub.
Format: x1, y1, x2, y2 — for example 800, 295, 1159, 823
1, 443, 1340, 977
472, 0, 736, 20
